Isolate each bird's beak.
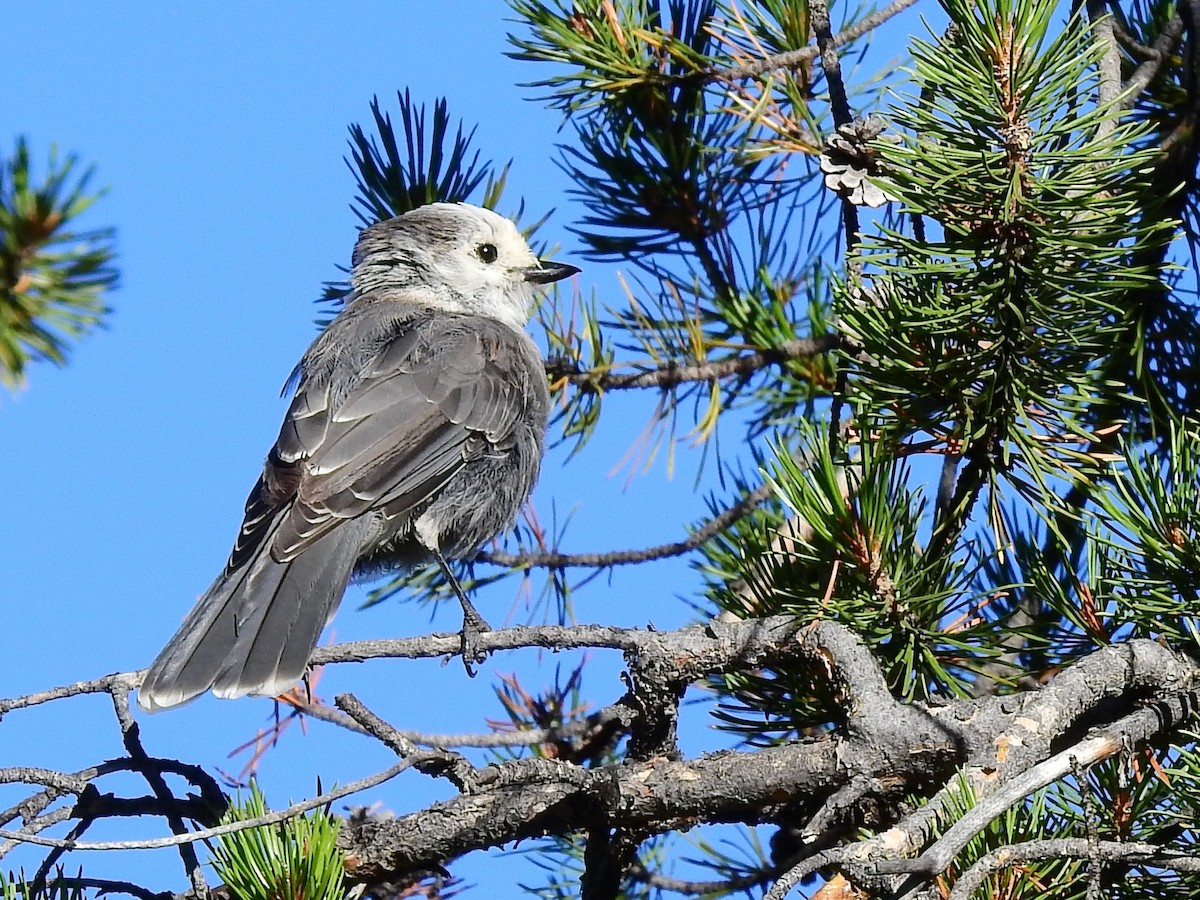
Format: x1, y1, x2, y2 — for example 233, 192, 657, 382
525, 260, 581, 284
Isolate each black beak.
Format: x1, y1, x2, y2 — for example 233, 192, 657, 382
525, 260, 581, 284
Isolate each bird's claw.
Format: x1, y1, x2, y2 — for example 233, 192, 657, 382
459, 614, 492, 677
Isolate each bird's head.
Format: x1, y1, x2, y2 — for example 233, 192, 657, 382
350, 203, 578, 331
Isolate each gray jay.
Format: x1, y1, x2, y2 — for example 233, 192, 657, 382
138, 202, 578, 711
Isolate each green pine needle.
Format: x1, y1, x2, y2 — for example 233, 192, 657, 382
210, 782, 345, 900
0, 137, 118, 388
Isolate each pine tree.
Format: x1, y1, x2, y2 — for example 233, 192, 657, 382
2, 1, 1200, 898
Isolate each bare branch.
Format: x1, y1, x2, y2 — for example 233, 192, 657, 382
39, 877, 171, 900
293, 694, 630, 750
546, 334, 839, 393
629, 861, 775, 895
948, 839, 1200, 900
701, 0, 919, 82
764, 849, 848, 900
1122, 14, 1187, 108
340, 621, 958, 882
800, 775, 886, 844
6, 623, 1199, 900
878, 706, 1185, 879
341, 740, 849, 883
310, 622, 639, 667
110, 688, 208, 895
1087, 0, 1122, 137
0, 672, 140, 715
0, 758, 418, 852
0, 756, 225, 862
0, 769, 89, 793
335, 693, 477, 791
853, 639, 1200, 895
274, 696, 372, 736
481, 477, 776, 569
336, 694, 424, 756
810, 0, 853, 129
0, 808, 75, 860
1113, 11, 1176, 58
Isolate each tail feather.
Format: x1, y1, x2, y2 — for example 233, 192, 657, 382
138, 518, 364, 712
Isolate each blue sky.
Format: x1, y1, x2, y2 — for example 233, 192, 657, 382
2, 3, 731, 894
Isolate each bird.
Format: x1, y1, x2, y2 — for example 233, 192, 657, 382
138, 202, 578, 711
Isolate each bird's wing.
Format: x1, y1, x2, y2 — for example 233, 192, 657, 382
227, 316, 531, 570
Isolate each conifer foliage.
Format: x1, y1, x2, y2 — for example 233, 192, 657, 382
3, 1, 1200, 898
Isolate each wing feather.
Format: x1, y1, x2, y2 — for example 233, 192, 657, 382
232, 315, 532, 566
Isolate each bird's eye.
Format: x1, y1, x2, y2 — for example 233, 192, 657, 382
477, 243, 498, 264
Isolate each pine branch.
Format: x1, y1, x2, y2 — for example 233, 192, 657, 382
109, 689, 206, 896
947, 839, 1200, 900
0, 761, 418, 853
763, 850, 847, 900
5, 624, 1200, 898
1122, 14, 1186, 108
697, 0, 919, 83
881, 692, 1200, 882
1087, 0, 1123, 136
480, 478, 776, 569
285, 694, 629, 751
34, 877, 170, 900
853, 639, 1200, 896
0, 138, 117, 386
545, 333, 838, 392
628, 861, 776, 895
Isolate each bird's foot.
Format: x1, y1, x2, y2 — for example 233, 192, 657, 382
459, 612, 492, 677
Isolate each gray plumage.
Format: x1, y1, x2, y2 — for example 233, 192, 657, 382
138, 203, 577, 711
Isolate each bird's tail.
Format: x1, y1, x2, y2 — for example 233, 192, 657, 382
138, 517, 366, 712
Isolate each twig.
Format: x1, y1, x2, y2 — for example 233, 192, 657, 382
810, 0, 853, 129
0, 769, 89, 793
275, 696, 370, 735
699, 0, 919, 82
1122, 15, 1186, 109
764, 848, 846, 900
1112, 11, 1173, 58
0, 672, 140, 715
628, 862, 774, 895
546, 335, 839, 392
31, 815, 95, 898
0, 808, 75, 859
1074, 755, 1103, 900
487, 432, 832, 573
0, 758, 221, 854
335, 694, 422, 756
335, 693, 476, 790
310, 622, 639, 667
111, 688, 208, 896
801, 776, 883, 843
0, 758, 416, 852
41, 876, 171, 900
291, 694, 628, 750
809, 0, 859, 457
481, 477, 776, 569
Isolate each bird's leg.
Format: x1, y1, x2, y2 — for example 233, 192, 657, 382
433, 549, 491, 675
